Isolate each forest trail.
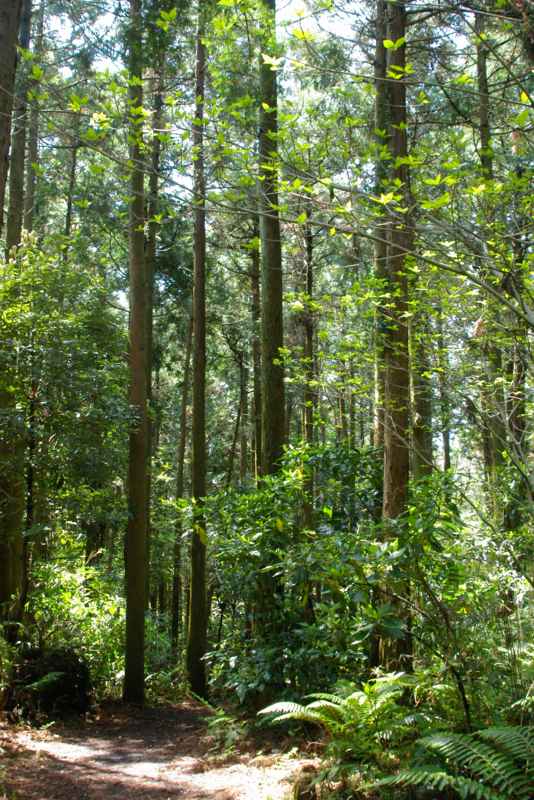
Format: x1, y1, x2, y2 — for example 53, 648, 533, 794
0, 702, 313, 800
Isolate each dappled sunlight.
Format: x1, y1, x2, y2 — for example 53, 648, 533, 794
1, 703, 310, 800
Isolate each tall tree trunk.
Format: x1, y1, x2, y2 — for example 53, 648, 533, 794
259, 0, 284, 476
0, 0, 23, 232
0, 0, 26, 627
254, 0, 286, 675
186, 9, 208, 699
145, 62, 164, 612
372, 0, 388, 450
171, 314, 193, 655
475, 13, 507, 510
302, 212, 315, 529
382, 1, 410, 523
381, 0, 412, 670
124, 0, 149, 704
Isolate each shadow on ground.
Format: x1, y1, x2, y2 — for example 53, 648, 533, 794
1, 703, 237, 800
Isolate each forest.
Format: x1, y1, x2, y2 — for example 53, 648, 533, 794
0, 0, 532, 798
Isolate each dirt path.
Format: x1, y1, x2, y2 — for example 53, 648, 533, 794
0, 702, 314, 800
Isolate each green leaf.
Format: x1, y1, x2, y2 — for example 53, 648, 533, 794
292, 28, 316, 42
383, 36, 405, 50
421, 192, 450, 210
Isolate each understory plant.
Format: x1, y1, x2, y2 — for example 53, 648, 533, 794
259, 672, 424, 773
374, 725, 534, 800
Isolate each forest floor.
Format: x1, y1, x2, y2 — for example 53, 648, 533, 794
0, 701, 318, 800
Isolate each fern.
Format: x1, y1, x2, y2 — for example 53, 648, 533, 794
373, 725, 534, 800
259, 672, 415, 765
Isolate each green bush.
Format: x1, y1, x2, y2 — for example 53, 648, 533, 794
30, 561, 125, 694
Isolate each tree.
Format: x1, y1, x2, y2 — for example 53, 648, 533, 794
186, 1, 208, 699
124, 0, 149, 704
380, 0, 412, 670
258, 0, 285, 477
0, 0, 23, 229
0, 0, 26, 628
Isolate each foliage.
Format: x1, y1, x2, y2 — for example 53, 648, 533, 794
0, 1, 532, 789
29, 562, 125, 694
203, 706, 248, 758
373, 725, 534, 800
259, 672, 423, 771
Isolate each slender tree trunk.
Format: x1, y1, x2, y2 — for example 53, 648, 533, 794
259, 0, 284, 476
145, 62, 164, 611
302, 213, 315, 529
124, 0, 149, 704
373, 0, 388, 449
5, 0, 32, 257
339, 391, 349, 442
171, 314, 193, 655
186, 10, 208, 699
437, 313, 451, 471
475, 13, 507, 510
410, 312, 433, 479
239, 358, 248, 483
64, 145, 77, 241
226, 392, 241, 488
24, 0, 43, 233
250, 218, 262, 480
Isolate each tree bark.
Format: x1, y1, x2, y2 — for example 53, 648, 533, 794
372, 0, 388, 450
259, 0, 285, 476
5, 0, 32, 257
0, 0, 26, 627
171, 313, 193, 655
250, 217, 262, 480
24, 0, 44, 233
302, 211, 315, 530
382, 1, 410, 523
239, 357, 248, 483
145, 61, 164, 612
475, 13, 507, 508
124, 0, 149, 705
410, 312, 433, 479
381, 0, 412, 672
0, 0, 23, 232
186, 8, 208, 699
437, 313, 451, 472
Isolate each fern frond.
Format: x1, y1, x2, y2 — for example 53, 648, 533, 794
375, 768, 508, 800
306, 692, 346, 705
258, 701, 336, 729
258, 701, 305, 716
306, 700, 345, 720
478, 725, 534, 766
422, 731, 531, 797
